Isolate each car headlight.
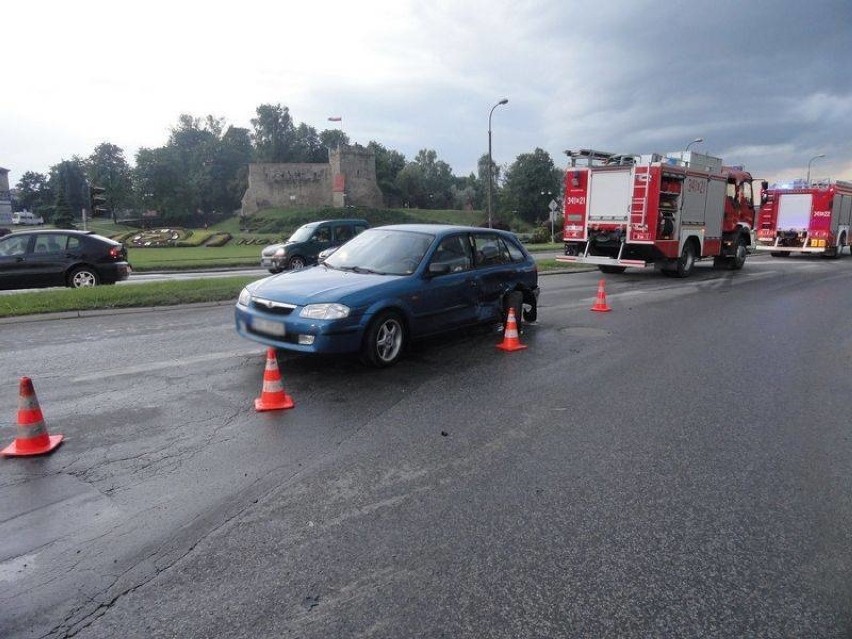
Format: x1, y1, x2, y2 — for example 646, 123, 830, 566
300, 303, 350, 320
238, 288, 252, 306
274, 247, 287, 257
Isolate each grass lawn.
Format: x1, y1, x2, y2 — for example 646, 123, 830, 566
128, 244, 262, 270
0, 277, 258, 318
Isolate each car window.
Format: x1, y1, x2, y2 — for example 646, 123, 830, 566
334, 225, 353, 243
0, 234, 31, 257
354, 224, 368, 236
429, 235, 472, 274
473, 234, 511, 267
289, 225, 315, 242
313, 226, 331, 243
67, 236, 83, 253
504, 237, 526, 262
325, 228, 434, 276
35, 234, 65, 254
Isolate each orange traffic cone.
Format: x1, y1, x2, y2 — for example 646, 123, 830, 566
2, 377, 63, 457
591, 279, 612, 312
496, 307, 527, 352
255, 348, 295, 412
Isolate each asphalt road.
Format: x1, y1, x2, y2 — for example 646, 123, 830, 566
1, 256, 851, 638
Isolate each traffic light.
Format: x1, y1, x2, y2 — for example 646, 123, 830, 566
89, 185, 108, 216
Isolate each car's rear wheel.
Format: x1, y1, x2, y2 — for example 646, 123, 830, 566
361, 311, 406, 368
68, 267, 99, 288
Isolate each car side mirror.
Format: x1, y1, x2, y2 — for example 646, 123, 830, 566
427, 262, 451, 277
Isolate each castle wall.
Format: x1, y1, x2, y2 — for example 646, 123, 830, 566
241, 163, 332, 215
240, 145, 384, 215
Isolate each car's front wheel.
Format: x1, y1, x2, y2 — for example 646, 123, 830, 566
68, 266, 99, 288
288, 256, 307, 269
361, 311, 406, 367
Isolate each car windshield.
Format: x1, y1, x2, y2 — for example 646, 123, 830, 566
288, 224, 315, 243
325, 228, 435, 276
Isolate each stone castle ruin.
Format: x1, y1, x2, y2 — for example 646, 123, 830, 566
240, 145, 384, 215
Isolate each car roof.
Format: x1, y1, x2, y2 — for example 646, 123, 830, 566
7, 229, 95, 236
369, 224, 509, 235
3, 229, 118, 243
303, 218, 369, 227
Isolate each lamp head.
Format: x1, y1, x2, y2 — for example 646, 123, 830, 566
498, 98, 508, 105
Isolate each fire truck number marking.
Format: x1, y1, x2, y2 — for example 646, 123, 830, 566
813, 210, 831, 217
565, 196, 586, 206
686, 178, 706, 194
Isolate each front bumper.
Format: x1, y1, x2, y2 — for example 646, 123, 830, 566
235, 304, 364, 355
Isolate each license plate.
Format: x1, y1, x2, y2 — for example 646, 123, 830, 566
252, 317, 286, 337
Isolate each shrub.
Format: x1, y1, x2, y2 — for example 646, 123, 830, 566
205, 233, 232, 247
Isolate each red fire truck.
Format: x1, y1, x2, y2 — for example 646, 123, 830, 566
754, 178, 852, 257
556, 149, 756, 277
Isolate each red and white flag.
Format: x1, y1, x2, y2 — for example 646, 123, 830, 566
327, 116, 342, 122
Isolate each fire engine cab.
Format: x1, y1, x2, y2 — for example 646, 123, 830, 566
556, 149, 756, 277
754, 178, 852, 258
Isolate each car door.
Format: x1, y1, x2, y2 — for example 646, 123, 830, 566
308, 224, 333, 261
0, 233, 35, 290
411, 233, 478, 335
470, 232, 519, 322
25, 233, 69, 287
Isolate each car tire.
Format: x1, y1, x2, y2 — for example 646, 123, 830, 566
361, 311, 406, 368
68, 266, 99, 288
288, 256, 307, 270
268, 267, 283, 274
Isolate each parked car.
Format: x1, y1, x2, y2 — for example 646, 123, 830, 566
260, 219, 369, 273
236, 224, 539, 367
0, 230, 132, 290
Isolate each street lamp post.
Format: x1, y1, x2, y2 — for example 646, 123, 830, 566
541, 190, 555, 242
487, 98, 508, 229
806, 153, 826, 185
682, 137, 704, 165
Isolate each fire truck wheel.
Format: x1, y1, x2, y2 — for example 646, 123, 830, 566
729, 236, 748, 270
665, 242, 695, 278
598, 265, 626, 274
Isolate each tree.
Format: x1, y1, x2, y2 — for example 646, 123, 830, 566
320, 129, 350, 152
368, 141, 406, 206
291, 123, 326, 163
251, 104, 295, 162
15, 172, 50, 213
86, 143, 133, 221
501, 148, 562, 223
52, 189, 75, 229
48, 159, 88, 223
398, 149, 455, 209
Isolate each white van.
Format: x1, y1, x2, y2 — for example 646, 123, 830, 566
11, 211, 44, 225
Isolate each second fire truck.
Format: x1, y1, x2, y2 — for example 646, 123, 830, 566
754, 178, 852, 258
556, 149, 756, 277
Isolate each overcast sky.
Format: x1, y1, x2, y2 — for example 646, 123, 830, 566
4, 0, 851, 189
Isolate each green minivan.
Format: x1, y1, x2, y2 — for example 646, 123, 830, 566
260, 219, 369, 273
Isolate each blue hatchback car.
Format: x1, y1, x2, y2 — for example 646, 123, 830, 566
235, 224, 540, 367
